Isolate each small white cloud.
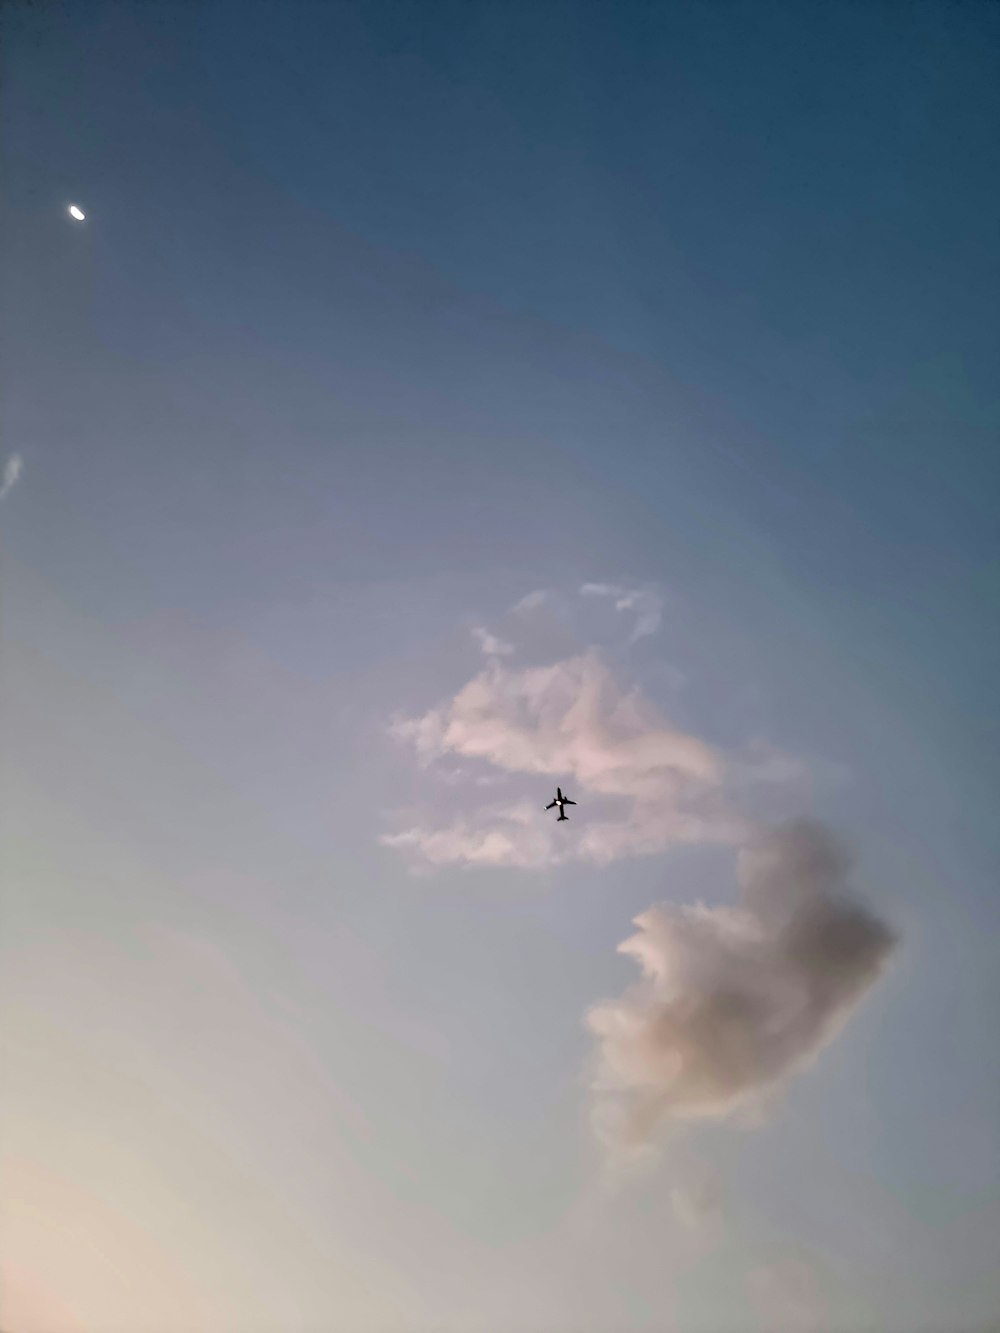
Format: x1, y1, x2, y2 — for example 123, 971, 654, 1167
0, 453, 24, 502
512, 589, 549, 614
617, 591, 663, 642
579, 581, 664, 642
586, 820, 896, 1147
471, 626, 514, 657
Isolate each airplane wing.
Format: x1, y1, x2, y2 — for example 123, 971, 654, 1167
563, 799, 576, 805
545, 801, 557, 809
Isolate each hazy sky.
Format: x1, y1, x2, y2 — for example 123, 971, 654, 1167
2, 3, 999, 1331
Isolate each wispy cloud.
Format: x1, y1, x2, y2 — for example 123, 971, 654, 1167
512, 589, 549, 614
670, 1178, 723, 1233
580, 581, 664, 642
470, 625, 514, 657
382, 800, 554, 869
0, 453, 24, 502
384, 650, 749, 869
586, 820, 895, 1147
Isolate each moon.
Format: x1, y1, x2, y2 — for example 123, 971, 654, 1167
68, 204, 86, 222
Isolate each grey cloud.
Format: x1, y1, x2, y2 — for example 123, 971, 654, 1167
586, 821, 895, 1145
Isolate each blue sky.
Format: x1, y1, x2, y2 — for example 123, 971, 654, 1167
2, 3, 999, 1331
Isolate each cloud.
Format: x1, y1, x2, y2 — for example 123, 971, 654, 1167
471, 625, 514, 657
382, 801, 554, 870
512, 589, 549, 614
580, 581, 664, 642
0, 453, 23, 502
670, 1178, 722, 1233
384, 650, 749, 869
586, 820, 895, 1146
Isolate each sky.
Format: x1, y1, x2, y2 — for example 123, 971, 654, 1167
1, 2, 999, 1331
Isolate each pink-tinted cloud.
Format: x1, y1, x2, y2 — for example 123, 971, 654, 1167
384, 650, 749, 869
382, 800, 555, 870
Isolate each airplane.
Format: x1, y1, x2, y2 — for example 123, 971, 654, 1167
545, 787, 577, 821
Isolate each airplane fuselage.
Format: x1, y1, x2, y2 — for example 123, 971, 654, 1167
546, 787, 576, 819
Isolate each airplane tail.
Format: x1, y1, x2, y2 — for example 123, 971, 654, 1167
558, 812, 568, 821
